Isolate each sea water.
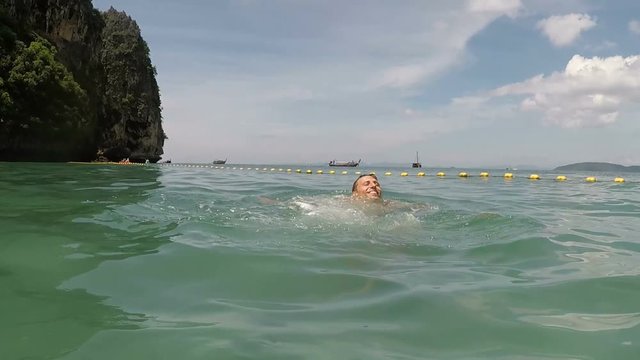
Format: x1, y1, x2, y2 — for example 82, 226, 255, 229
1, 162, 640, 359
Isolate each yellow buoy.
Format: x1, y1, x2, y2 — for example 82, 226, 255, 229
286, 169, 292, 172
458, 172, 468, 177
529, 174, 540, 180
585, 176, 597, 182
614, 177, 625, 183
270, 168, 276, 171
417, 172, 426, 177
400, 172, 408, 177
556, 175, 567, 181
341, 171, 348, 175
437, 172, 445, 177
504, 173, 513, 179
479, 172, 489, 177
355, 171, 362, 175
262, 168, 268, 171
296, 169, 302, 173
278, 168, 283, 172
329, 170, 335, 174
306, 169, 312, 174
384, 172, 392, 176
316, 170, 323, 174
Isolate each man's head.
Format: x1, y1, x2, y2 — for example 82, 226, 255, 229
351, 174, 382, 200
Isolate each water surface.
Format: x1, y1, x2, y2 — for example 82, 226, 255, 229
1, 162, 639, 359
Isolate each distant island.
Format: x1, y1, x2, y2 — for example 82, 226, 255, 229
555, 162, 640, 172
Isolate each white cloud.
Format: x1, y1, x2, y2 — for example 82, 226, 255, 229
368, 1, 523, 90
456, 54, 640, 128
629, 20, 640, 35
370, 55, 464, 89
467, 0, 522, 17
537, 13, 596, 47
374, 65, 430, 89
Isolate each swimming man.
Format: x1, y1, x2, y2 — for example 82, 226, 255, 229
351, 174, 382, 201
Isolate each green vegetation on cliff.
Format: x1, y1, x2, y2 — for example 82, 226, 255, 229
0, 1, 165, 162
0, 13, 92, 160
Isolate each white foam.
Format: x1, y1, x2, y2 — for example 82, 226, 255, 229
288, 195, 428, 230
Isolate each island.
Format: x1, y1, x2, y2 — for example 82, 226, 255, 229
0, 0, 165, 162
554, 162, 640, 172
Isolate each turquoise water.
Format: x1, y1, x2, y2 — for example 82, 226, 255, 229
2, 162, 640, 359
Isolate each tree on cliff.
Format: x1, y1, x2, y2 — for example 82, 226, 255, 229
0, 18, 91, 160
0, 1, 166, 162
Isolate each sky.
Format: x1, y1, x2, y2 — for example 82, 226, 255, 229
91, 0, 640, 168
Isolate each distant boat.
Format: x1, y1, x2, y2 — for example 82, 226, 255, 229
412, 151, 422, 168
159, 159, 171, 164
329, 159, 360, 167
213, 158, 227, 164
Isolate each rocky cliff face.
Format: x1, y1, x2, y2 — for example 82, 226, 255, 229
99, 8, 164, 163
0, 0, 165, 162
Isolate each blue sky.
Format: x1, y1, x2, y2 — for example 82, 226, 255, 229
92, 0, 640, 168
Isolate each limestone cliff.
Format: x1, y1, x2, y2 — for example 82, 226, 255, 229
0, 0, 165, 162
99, 8, 164, 163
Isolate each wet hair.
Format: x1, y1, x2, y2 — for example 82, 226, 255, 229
351, 173, 379, 193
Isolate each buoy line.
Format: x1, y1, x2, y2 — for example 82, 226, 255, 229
155, 163, 631, 184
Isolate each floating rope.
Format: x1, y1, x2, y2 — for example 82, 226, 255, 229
152, 163, 632, 183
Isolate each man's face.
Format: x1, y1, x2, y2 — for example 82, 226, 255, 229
353, 175, 382, 200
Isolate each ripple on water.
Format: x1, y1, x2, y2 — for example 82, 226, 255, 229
6, 164, 640, 359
